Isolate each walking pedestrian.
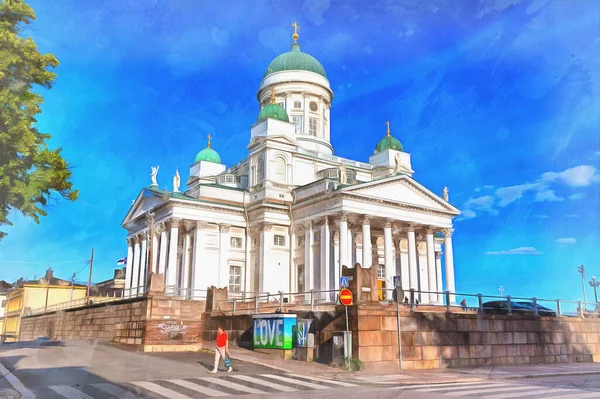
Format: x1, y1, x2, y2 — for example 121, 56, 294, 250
461, 299, 467, 311
210, 326, 232, 373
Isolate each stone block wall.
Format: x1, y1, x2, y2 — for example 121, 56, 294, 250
352, 303, 600, 370
19, 297, 148, 343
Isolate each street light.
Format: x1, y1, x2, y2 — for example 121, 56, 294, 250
577, 265, 587, 306
589, 276, 599, 304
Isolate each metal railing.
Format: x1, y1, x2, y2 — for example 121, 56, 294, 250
214, 287, 600, 318
24, 294, 123, 316
164, 286, 207, 300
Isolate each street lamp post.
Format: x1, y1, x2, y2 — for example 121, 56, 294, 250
577, 265, 587, 307
589, 276, 599, 304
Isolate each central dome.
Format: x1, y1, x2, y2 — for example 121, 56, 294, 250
264, 43, 327, 78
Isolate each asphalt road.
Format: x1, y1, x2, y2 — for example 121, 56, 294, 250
1, 340, 600, 399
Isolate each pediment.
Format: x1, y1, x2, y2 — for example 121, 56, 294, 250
247, 135, 297, 149
121, 188, 169, 227
343, 175, 460, 214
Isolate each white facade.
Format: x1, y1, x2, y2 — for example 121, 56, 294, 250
121, 35, 460, 303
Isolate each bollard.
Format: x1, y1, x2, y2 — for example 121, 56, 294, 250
445, 291, 451, 313
507, 295, 513, 315
477, 294, 483, 313
410, 289, 416, 313
233, 298, 237, 316
556, 299, 562, 317
279, 291, 284, 313
532, 297, 539, 316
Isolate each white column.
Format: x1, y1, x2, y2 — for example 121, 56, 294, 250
181, 232, 192, 295
362, 217, 371, 268
320, 217, 330, 299
444, 229, 456, 303
151, 232, 159, 274
333, 231, 340, 293
191, 222, 208, 298
131, 238, 141, 295
158, 227, 168, 277
166, 218, 180, 290
436, 251, 443, 304
219, 224, 231, 290
418, 239, 430, 304
289, 228, 296, 293
138, 237, 148, 293
339, 216, 348, 269
259, 224, 274, 294
398, 239, 410, 294
426, 229, 437, 304
124, 239, 133, 292
407, 225, 418, 290
347, 228, 353, 266
304, 222, 314, 291
244, 233, 252, 295
354, 232, 362, 267
383, 221, 394, 300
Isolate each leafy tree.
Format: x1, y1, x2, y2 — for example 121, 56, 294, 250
0, 0, 77, 239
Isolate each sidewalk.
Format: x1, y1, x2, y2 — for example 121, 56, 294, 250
221, 342, 600, 385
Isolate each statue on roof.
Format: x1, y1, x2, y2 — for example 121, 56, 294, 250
150, 166, 159, 187
394, 153, 402, 174
173, 169, 180, 193
339, 163, 347, 184
443, 186, 449, 201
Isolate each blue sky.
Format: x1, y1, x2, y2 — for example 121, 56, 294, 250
0, 0, 599, 302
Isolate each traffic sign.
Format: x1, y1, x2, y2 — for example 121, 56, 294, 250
393, 276, 402, 288
340, 288, 353, 306
340, 277, 349, 288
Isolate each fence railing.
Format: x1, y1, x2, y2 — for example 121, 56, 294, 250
24, 295, 123, 316
213, 287, 600, 318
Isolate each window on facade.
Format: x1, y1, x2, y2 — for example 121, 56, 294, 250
230, 236, 243, 248
1, 300, 5, 308
272, 157, 286, 183
257, 156, 265, 181
377, 264, 385, 279
229, 265, 241, 294
292, 115, 303, 134
309, 117, 317, 136
297, 264, 305, 293
309, 101, 318, 112
274, 234, 286, 246
293, 101, 302, 109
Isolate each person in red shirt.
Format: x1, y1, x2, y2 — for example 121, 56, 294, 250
210, 326, 232, 373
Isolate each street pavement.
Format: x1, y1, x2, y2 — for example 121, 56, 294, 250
1, 340, 600, 398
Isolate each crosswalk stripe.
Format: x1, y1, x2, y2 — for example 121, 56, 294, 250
230, 375, 298, 392
558, 392, 600, 399
132, 381, 193, 399
444, 385, 547, 396
92, 383, 143, 399
49, 385, 94, 399
168, 379, 230, 397
390, 382, 490, 390
200, 377, 265, 395
414, 382, 513, 392
287, 373, 357, 387
260, 374, 328, 389
485, 387, 593, 399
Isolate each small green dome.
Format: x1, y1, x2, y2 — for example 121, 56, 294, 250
195, 147, 221, 164
375, 135, 403, 153
264, 43, 327, 78
258, 103, 289, 123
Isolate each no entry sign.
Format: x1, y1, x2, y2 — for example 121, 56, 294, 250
340, 288, 353, 306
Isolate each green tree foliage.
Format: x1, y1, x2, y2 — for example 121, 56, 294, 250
0, 0, 77, 239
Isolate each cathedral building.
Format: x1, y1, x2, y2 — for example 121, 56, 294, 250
121, 26, 460, 304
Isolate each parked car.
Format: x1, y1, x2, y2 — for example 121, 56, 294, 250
481, 300, 534, 315
516, 301, 557, 317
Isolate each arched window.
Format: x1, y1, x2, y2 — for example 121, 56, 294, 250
272, 157, 286, 183
257, 155, 265, 181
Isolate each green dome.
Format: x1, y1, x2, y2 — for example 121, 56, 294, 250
264, 44, 327, 78
375, 135, 403, 153
195, 147, 221, 164
258, 103, 289, 123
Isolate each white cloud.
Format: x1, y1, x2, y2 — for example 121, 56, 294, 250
462, 195, 497, 219
485, 247, 542, 256
566, 214, 579, 218
568, 193, 585, 201
533, 214, 548, 219
534, 189, 563, 202
484, 185, 494, 189
496, 127, 510, 140
302, 0, 331, 26
495, 183, 541, 207
556, 237, 576, 244
461, 209, 478, 219
541, 165, 600, 187
210, 27, 229, 46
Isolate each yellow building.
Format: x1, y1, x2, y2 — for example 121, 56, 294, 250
1, 269, 87, 342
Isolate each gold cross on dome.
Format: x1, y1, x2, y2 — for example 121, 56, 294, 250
386, 121, 391, 136
292, 22, 300, 43
207, 133, 212, 148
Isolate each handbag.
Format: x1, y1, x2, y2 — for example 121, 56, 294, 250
224, 357, 232, 368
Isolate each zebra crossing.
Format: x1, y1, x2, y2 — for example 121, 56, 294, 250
26, 373, 356, 398
391, 381, 600, 398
